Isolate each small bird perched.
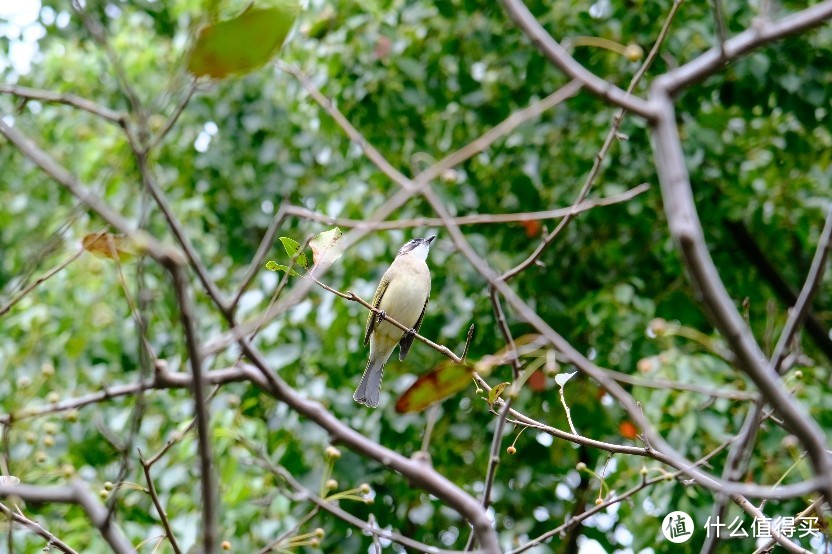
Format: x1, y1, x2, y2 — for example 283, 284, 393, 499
354, 235, 436, 408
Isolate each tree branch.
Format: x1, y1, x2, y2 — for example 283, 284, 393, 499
0, 481, 135, 554
499, 0, 656, 119
648, 85, 832, 501
0, 84, 127, 125
657, 0, 832, 93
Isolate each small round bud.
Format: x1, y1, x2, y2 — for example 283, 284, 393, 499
104, 481, 114, 491
440, 168, 459, 184
664, 473, 673, 481
637, 357, 656, 373
46, 392, 60, 404
325, 479, 338, 491
314, 528, 325, 539
575, 462, 587, 471
99, 489, 109, 499
781, 435, 799, 449
364, 497, 374, 504
221, 540, 232, 550
61, 464, 74, 478
16, 376, 31, 388
310, 538, 320, 548
794, 370, 803, 380
24, 432, 37, 445
324, 446, 341, 460
41, 362, 55, 377
648, 318, 668, 337
65, 409, 79, 423
359, 483, 371, 494
640, 466, 648, 476
44, 422, 59, 435
43, 436, 55, 447
35, 451, 47, 464
625, 43, 644, 62
507, 446, 517, 455
595, 498, 604, 506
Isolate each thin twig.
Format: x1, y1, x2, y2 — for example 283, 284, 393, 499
769, 207, 832, 374
0, 481, 134, 554
657, 1, 832, 93
283, 183, 649, 230
256, 507, 319, 554
0, 501, 79, 554
0, 245, 86, 317
230, 202, 289, 311
423, 184, 821, 501
502, 0, 682, 281
248, 454, 464, 554
139, 452, 183, 554
712, 0, 729, 57
146, 80, 197, 152
499, 0, 656, 119
0, 84, 126, 125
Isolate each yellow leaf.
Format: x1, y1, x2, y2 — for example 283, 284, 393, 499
82, 233, 139, 262
395, 361, 473, 414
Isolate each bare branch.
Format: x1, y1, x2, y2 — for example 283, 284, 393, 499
657, 0, 832, 93
277, 61, 415, 191
0, 120, 180, 268
135, 152, 231, 314
230, 202, 288, 312
421, 184, 823, 500
502, 0, 681, 281
138, 452, 183, 554
0, 501, 79, 554
510, 441, 731, 554
168, 264, 217, 553
0, 245, 86, 317
648, 85, 832, 500
235, 346, 502, 553
0, 481, 135, 554
248, 453, 467, 554
146, 80, 197, 152
499, 0, 656, 119
283, 183, 649, 230
0, 84, 127, 125
770, 208, 832, 374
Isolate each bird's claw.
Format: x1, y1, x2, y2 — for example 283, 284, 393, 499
376, 310, 387, 325
405, 327, 416, 339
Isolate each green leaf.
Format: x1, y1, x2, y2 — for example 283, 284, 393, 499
264, 261, 299, 276
278, 237, 308, 268
395, 361, 473, 413
186, 2, 299, 79
487, 382, 510, 406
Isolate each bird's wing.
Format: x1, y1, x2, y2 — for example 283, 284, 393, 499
363, 271, 390, 347
398, 297, 428, 361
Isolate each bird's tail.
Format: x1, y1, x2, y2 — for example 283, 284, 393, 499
353, 356, 385, 408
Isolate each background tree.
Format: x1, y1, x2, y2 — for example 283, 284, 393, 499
1, 0, 831, 552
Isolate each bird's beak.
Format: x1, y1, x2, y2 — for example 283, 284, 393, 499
425, 235, 436, 244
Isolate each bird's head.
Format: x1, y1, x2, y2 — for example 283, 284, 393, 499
397, 235, 436, 261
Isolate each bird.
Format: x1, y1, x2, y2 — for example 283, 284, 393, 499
354, 235, 436, 408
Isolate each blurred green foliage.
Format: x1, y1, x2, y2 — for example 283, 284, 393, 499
1, 0, 831, 552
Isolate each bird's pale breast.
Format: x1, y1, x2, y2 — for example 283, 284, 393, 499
375, 256, 430, 341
